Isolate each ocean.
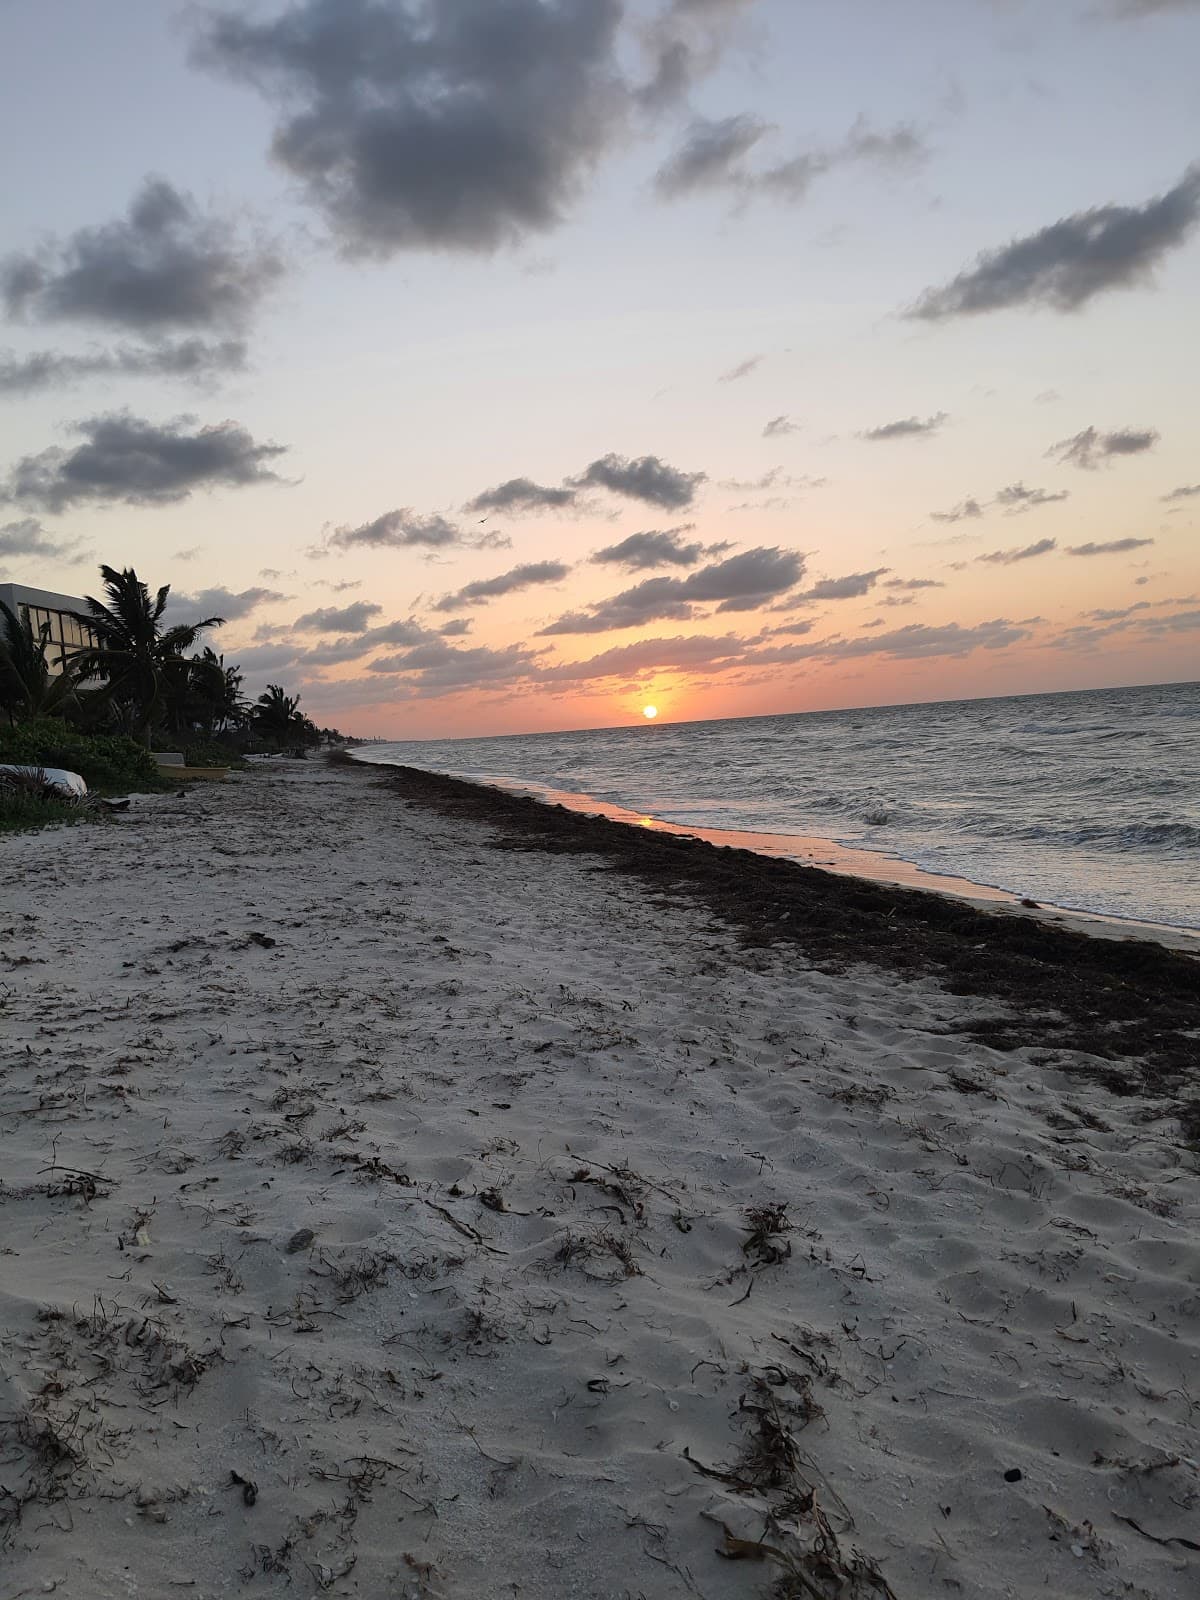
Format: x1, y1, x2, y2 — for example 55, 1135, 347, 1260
357, 680, 1200, 931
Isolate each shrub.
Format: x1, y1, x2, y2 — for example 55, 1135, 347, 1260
0, 719, 166, 794
0, 780, 99, 834
183, 739, 248, 770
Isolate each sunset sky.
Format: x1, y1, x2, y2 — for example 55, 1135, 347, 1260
2, 0, 1197, 738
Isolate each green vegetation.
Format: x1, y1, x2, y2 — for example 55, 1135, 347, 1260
1, 563, 351, 832
0, 784, 101, 835
0, 718, 165, 793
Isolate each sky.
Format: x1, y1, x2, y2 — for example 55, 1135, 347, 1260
0, 0, 1197, 739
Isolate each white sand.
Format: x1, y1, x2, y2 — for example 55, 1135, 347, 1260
1, 761, 1196, 1599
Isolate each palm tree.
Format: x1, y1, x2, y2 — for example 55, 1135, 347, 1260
71, 566, 223, 745
253, 683, 302, 738
164, 647, 247, 740
0, 600, 82, 723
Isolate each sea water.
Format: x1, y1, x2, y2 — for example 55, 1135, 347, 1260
358, 681, 1200, 930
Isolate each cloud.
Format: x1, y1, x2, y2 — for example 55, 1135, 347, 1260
3, 410, 288, 512
0, 517, 84, 562
434, 560, 572, 612
438, 617, 473, 637
1, 177, 280, 333
194, 0, 626, 256
763, 415, 800, 437
765, 618, 1031, 663
1105, 1, 1200, 17
654, 113, 768, 198
541, 631, 747, 682
977, 537, 1057, 565
994, 482, 1070, 511
0, 337, 247, 396
654, 113, 926, 203
1066, 537, 1155, 555
167, 585, 285, 622
1047, 425, 1159, 469
883, 577, 944, 590
861, 412, 947, 441
294, 601, 383, 633
795, 568, 889, 601
1162, 483, 1200, 501
908, 165, 1200, 319
366, 638, 543, 694
465, 451, 704, 516
538, 545, 804, 633
635, 0, 756, 113
573, 452, 705, 510
465, 477, 577, 515
328, 508, 461, 551
719, 353, 762, 383
931, 498, 983, 523
591, 527, 705, 569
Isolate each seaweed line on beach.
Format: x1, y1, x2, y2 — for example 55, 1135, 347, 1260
371, 763, 1200, 1141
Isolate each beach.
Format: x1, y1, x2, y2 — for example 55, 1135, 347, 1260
2, 759, 1198, 1599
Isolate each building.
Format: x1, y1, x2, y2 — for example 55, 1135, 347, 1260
0, 581, 98, 673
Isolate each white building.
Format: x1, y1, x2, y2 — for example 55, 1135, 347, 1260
0, 580, 98, 672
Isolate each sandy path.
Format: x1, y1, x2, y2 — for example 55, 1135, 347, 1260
1, 762, 1196, 1599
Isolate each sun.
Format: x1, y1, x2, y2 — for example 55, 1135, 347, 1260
642, 705, 659, 720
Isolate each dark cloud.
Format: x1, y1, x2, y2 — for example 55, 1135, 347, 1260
718, 353, 763, 383
438, 617, 473, 637
167, 585, 285, 622
1047, 425, 1159, 470
1066, 537, 1155, 555
366, 638, 542, 694
591, 527, 705, 569
763, 415, 800, 437
654, 113, 767, 198
434, 560, 572, 612
884, 577, 944, 590
908, 166, 1200, 319
0, 517, 84, 562
1, 178, 280, 332
538, 545, 803, 634
328, 508, 461, 551
0, 337, 247, 396
465, 452, 704, 516
1162, 483, 1200, 501
655, 113, 925, 203
294, 601, 383, 632
573, 452, 706, 510
978, 538, 1057, 566
994, 482, 1070, 511
685, 546, 804, 610
465, 477, 577, 515
770, 619, 817, 637
861, 412, 947, 442
795, 568, 889, 601
195, 0, 626, 256
360, 618, 434, 649
931, 498, 983, 523
3, 411, 288, 513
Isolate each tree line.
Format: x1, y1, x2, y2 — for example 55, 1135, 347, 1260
0, 564, 347, 751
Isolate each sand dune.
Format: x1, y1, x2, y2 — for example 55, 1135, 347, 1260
1, 761, 1196, 1599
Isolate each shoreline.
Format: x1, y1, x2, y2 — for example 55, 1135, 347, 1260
351, 756, 1200, 952
2, 761, 1198, 1599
